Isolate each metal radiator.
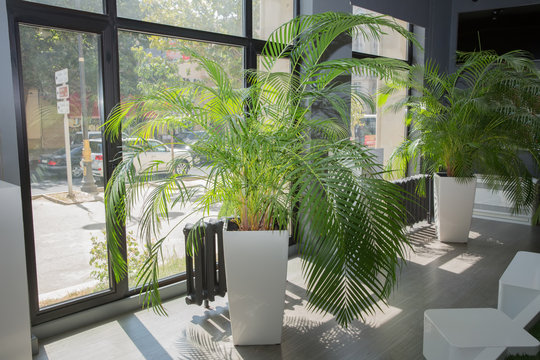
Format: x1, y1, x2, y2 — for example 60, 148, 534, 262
392, 174, 433, 226
184, 219, 227, 308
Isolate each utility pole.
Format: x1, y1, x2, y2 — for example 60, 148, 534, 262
78, 32, 98, 193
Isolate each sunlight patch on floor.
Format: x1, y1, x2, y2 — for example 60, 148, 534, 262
405, 241, 454, 266
438, 253, 483, 274
365, 301, 403, 328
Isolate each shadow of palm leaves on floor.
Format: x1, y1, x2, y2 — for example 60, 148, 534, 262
176, 326, 237, 360
177, 313, 371, 360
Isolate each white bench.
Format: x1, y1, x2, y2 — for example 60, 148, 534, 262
423, 308, 539, 360
498, 251, 540, 322
424, 251, 540, 360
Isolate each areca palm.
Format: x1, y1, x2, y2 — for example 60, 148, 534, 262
104, 12, 416, 326
386, 50, 540, 218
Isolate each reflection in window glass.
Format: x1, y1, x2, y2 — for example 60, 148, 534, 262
118, 31, 244, 287
257, 55, 291, 73
19, 25, 108, 308
351, 74, 378, 148
117, 0, 242, 37
253, 0, 294, 40
24, 0, 103, 13
352, 6, 408, 60
351, 74, 407, 165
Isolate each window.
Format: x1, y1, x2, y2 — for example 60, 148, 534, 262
10, 0, 419, 327
19, 24, 108, 309
24, 0, 103, 13
118, 31, 244, 287
117, 0, 243, 36
11, 0, 265, 325
253, 0, 294, 40
257, 54, 291, 72
351, 6, 415, 166
352, 6, 409, 60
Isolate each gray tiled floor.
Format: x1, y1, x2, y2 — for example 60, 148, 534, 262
35, 218, 540, 360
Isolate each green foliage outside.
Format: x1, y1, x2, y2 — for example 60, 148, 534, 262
20, 0, 244, 156
89, 230, 186, 289
506, 321, 540, 359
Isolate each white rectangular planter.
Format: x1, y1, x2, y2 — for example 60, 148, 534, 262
434, 173, 477, 243
223, 228, 289, 346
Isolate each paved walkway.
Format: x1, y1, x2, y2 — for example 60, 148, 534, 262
31, 173, 218, 305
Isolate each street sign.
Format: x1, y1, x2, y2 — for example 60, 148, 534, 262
56, 85, 69, 100
364, 134, 376, 147
57, 100, 70, 114
55, 68, 68, 85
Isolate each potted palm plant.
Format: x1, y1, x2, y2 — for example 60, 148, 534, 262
104, 12, 416, 345
386, 51, 540, 243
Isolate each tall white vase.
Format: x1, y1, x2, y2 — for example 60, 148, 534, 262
434, 173, 477, 243
223, 229, 289, 346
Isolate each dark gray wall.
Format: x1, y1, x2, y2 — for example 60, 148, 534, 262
425, 0, 453, 72
352, 0, 430, 27
0, 1, 21, 186
300, 0, 352, 59
300, 0, 352, 136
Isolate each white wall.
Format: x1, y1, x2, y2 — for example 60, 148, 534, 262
353, 0, 430, 27
0, 0, 21, 186
0, 181, 32, 360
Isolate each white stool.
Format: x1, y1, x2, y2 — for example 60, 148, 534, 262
498, 251, 540, 320
423, 308, 539, 360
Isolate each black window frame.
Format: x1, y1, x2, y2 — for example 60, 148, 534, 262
7, 0, 300, 326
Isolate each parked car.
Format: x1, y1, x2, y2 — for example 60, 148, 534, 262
85, 138, 193, 179
71, 131, 102, 145
38, 146, 84, 178
174, 130, 208, 166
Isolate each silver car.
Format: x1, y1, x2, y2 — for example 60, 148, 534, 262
84, 138, 193, 179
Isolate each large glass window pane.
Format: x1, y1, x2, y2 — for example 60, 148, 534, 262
351, 74, 407, 166
352, 6, 408, 60
24, 0, 103, 13
253, 0, 294, 40
20, 25, 108, 308
118, 31, 244, 287
117, 0, 242, 37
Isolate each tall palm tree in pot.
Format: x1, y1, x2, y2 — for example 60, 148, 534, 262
104, 12, 417, 344
387, 51, 540, 242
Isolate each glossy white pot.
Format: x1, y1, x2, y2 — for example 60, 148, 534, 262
434, 173, 477, 243
223, 228, 289, 345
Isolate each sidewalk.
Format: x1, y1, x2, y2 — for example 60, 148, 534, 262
31, 173, 218, 307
